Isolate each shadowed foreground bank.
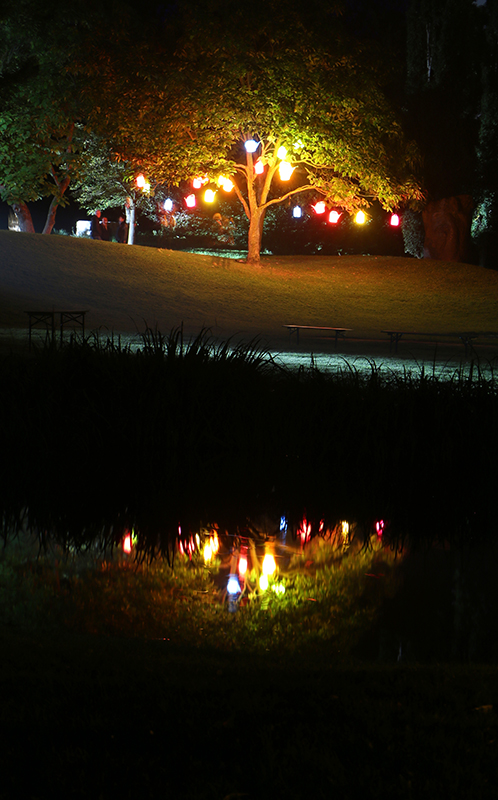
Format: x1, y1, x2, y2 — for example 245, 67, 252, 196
1, 627, 497, 800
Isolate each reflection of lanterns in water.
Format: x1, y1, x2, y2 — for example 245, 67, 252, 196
262, 553, 276, 576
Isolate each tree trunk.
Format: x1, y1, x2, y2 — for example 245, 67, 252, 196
127, 199, 136, 245
42, 176, 71, 235
247, 208, 265, 264
422, 195, 474, 262
10, 202, 35, 233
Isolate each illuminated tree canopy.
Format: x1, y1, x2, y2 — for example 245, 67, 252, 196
80, 0, 424, 261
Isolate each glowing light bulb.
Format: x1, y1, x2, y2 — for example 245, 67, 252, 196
328, 210, 340, 224
313, 202, 326, 214
259, 574, 269, 591
254, 159, 265, 175
164, 198, 173, 212
278, 161, 294, 181
204, 189, 216, 203
185, 194, 196, 208
292, 206, 302, 218
277, 145, 287, 160
355, 210, 366, 225
244, 139, 259, 153
262, 553, 276, 576
390, 213, 400, 227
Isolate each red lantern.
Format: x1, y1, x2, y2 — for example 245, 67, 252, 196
390, 213, 400, 227
135, 174, 146, 189
313, 202, 326, 215
328, 210, 340, 224
185, 194, 196, 208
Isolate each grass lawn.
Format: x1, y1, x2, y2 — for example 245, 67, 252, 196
1, 231, 498, 350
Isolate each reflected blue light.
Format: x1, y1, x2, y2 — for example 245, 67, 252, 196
227, 574, 241, 595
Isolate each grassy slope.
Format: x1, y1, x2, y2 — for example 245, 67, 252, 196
1, 231, 498, 345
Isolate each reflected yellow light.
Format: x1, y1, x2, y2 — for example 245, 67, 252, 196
262, 553, 276, 575
203, 543, 213, 563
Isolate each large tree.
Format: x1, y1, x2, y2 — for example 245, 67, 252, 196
0, 1, 88, 233
80, 0, 423, 262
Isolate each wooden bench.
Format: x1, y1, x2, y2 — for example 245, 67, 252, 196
26, 310, 88, 350
283, 325, 352, 345
381, 330, 480, 356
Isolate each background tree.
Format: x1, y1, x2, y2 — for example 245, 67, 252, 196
79, 0, 423, 263
0, 1, 88, 233
405, 0, 485, 261
71, 135, 157, 244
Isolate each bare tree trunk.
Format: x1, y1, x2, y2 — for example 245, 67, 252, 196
127, 199, 136, 245
247, 208, 264, 263
10, 202, 35, 233
42, 176, 71, 235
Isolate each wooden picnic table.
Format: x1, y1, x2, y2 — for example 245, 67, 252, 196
26, 310, 88, 350
283, 325, 352, 345
381, 329, 485, 356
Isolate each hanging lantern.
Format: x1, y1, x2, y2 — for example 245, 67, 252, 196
278, 161, 294, 181
192, 177, 203, 189
254, 159, 265, 175
244, 139, 259, 153
204, 189, 216, 203
221, 178, 234, 192
355, 210, 366, 225
328, 210, 341, 224
135, 173, 146, 189
313, 201, 326, 215
185, 194, 196, 208
292, 205, 302, 218
277, 145, 288, 160
164, 198, 173, 212
390, 213, 400, 227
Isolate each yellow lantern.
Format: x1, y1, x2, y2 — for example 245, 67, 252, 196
222, 178, 234, 192
254, 159, 265, 175
204, 189, 216, 203
259, 574, 269, 591
355, 210, 366, 225
277, 145, 288, 160
135, 173, 146, 189
278, 161, 294, 181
